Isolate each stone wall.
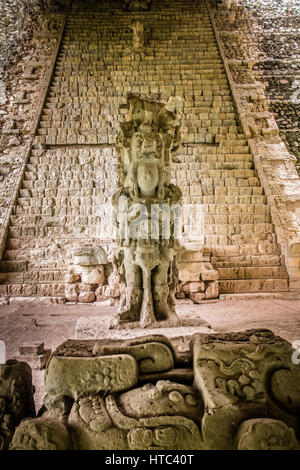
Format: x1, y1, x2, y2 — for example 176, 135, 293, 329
209, 0, 300, 291
210, 0, 300, 169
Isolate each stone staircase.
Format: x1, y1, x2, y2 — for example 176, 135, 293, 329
0, 0, 289, 298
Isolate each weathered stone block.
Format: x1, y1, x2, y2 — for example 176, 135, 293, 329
81, 267, 105, 285
188, 282, 206, 293
190, 292, 206, 303
65, 283, 78, 302
201, 269, 219, 281
0, 360, 35, 449
19, 343, 44, 356
205, 280, 219, 299
192, 329, 300, 449
45, 355, 139, 399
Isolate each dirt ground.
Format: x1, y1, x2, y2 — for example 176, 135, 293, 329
1, 297, 300, 411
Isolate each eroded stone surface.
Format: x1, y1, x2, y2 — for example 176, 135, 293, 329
0, 360, 35, 450
65, 245, 108, 303
10, 417, 71, 450
234, 418, 299, 450
10, 329, 300, 450
193, 328, 300, 449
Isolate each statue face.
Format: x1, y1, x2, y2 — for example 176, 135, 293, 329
128, 426, 178, 450
137, 161, 159, 196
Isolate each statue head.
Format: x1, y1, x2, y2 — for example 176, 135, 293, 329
116, 96, 181, 189
10, 418, 71, 450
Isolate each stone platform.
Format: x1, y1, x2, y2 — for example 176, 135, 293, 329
75, 306, 214, 352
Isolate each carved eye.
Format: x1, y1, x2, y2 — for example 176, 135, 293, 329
169, 391, 182, 403
185, 394, 197, 406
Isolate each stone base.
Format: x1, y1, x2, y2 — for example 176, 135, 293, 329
109, 313, 182, 330
75, 314, 213, 351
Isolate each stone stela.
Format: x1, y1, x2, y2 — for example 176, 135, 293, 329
111, 96, 182, 329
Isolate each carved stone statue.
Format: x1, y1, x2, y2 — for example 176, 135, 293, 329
127, 21, 149, 51
111, 96, 182, 328
123, 0, 151, 11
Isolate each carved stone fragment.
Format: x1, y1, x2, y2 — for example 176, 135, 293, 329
234, 418, 299, 450
65, 245, 108, 303
192, 329, 300, 449
10, 418, 71, 450
0, 360, 35, 450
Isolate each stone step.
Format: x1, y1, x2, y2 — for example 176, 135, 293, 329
25, 161, 253, 172
203, 233, 278, 246
171, 169, 257, 179
0, 276, 290, 297
22, 168, 256, 180
6, 229, 277, 244
0, 264, 288, 285
211, 254, 285, 268
0, 269, 65, 284
15, 201, 269, 216
0, 260, 28, 272
219, 279, 289, 294
3, 241, 279, 264
28, 151, 251, 162
180, 178, 260, 190
0, 283, 66, 297
17, 192, 268, 206
7, 226, 105, 238
21, 180, 96, 190
18, 188, 109, 198
217, 266, 288, 280
173, 155, 254, 163
209, 242, 281, 257
20, 176, 259, 189
6, 237, 99, 250
8, 211, 273, 227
